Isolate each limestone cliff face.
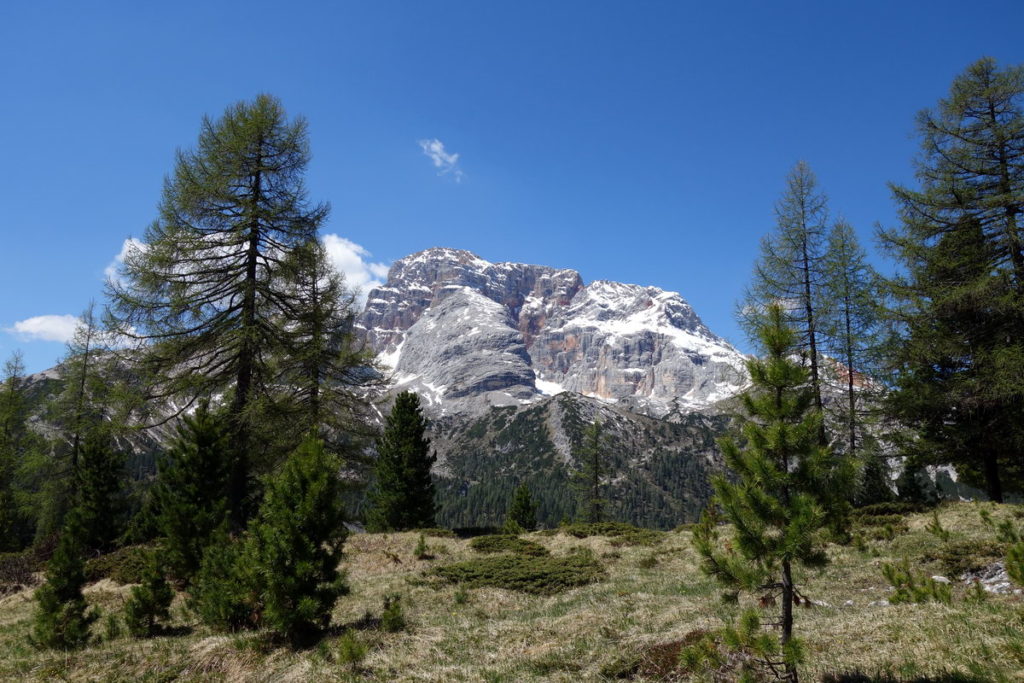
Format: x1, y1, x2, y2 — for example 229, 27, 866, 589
355, 247, 748, 415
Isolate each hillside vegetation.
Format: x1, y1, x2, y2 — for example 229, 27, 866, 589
1, 502, 1022, 681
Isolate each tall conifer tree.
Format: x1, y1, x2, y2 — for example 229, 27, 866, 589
574, 420, 608, 523
880, 58, 1024, 501
75, 430, 126, 552
367, 392, 436, 531
742, 162, 830, 427
106, 95, 329, 525
820, 220, 883, 466
506, 483, 538, 532
273, 238, 382, 460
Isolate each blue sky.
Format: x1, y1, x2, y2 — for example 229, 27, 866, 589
2, 1, 1022, 373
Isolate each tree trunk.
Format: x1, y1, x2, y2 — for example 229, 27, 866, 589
70, 311, 96, 478
983, 448, 1004, 504
800, 236, 826, 447
229, 155, 263, 530
781, 558, 797, 682
844, 296, 856, 457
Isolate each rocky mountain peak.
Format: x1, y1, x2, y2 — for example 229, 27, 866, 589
356, 248, 748, 415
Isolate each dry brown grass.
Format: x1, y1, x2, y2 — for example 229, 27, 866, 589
0, 503, 1022, 681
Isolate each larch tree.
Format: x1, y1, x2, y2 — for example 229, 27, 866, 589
274, 238, 382, 461
106, 94, 329, 525
741, 161, 830, 431
36, 303, 117, 540
880, 57, 1024, 501
367, 392, 437, 532
820, 220, 888, 503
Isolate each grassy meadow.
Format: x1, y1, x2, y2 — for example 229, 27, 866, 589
1, 502, 1022, 682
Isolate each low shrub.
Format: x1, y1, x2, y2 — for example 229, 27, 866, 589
854, 514, 906, 528
469, 535, 549, 557
336, 629, 367, 671
381, 594, 406, 633
561, 522, 664, 546
189, 536, 259, 632
123, 555, 174, 638
600, 634, 700, 679
855, 516, 909, 541
677, 611, 799, 681
853, 502, 930, 516
882, 559, 952, 604
430, 549, 606, 595
84, 545, 151, 584
413, 534, 433, 560
922, 540, 1007, 577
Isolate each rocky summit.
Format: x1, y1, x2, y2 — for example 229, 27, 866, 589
356, 247, 749, 416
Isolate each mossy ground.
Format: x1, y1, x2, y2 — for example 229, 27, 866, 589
0, 502, 1022, 681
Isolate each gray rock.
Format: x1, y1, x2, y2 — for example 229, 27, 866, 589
391, 286, 538, 412
961, 561, 1016, 594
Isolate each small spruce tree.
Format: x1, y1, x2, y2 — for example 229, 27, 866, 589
246, 433, 349, 643
693, 304, 852, 682
189, 530, 259, 632
124, 554, 174, 637
152, 399, 231, 585
30, 509, 97, 649
367, 392, 437, 531
574, 420, 608, 523
506, 483, 538, 532
76, 429, 126, 552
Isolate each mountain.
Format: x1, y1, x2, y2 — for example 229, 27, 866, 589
356, 247, 749, 417
349, 247, 752, 528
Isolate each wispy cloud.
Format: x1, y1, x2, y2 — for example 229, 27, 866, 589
418, 138, 464, 182
5, 314, 80, 343
105, 237, 147, 283
321, 234, 391, 305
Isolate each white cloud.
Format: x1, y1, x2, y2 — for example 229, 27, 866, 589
5, 315, 80, 343
321, 235, 391, 305
418, 138, 464, 182
105, 237, 147, 282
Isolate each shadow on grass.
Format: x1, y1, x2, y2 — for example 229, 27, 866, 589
822, 672, 988, 683
153, 625, 194, 638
